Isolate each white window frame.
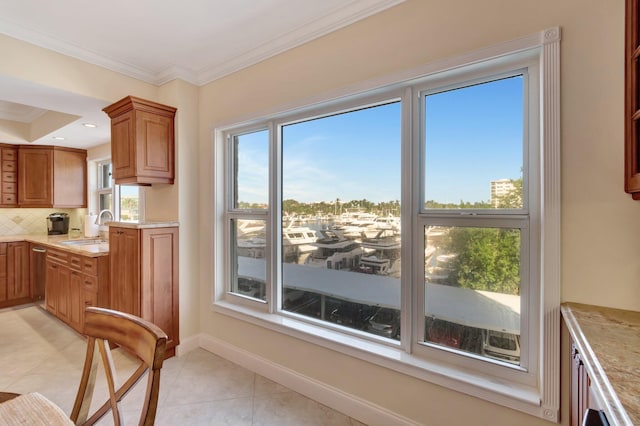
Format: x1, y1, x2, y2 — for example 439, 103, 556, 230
212, 28, 561, 421
93, 159, 145, 223
96, 159, 113, 212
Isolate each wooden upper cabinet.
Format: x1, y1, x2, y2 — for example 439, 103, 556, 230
18, 146, 87, 208
0, 145, 18, 207
626, 0, 640, 198
103, 96, 176, 185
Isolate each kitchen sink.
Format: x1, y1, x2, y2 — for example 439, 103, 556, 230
59, 239, 108, 246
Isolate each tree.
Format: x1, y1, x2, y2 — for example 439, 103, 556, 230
444, 227, 520, 295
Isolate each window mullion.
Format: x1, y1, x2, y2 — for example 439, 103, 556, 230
269, 121, 280, 313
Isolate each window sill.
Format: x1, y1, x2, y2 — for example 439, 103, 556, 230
212, 300, 543, 418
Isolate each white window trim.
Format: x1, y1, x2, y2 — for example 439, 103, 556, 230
211, 27, 561, 421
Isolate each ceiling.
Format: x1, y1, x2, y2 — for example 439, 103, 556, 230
0, 0, 403, 149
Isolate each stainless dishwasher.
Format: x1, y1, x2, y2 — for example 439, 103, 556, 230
31, 245, 46, 300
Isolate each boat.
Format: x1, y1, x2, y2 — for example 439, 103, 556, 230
337, 209, 377, 226
369, 215, 401, 234
304, 229, 363, 270
282, 225, 318, 262
358, 230, 401, 276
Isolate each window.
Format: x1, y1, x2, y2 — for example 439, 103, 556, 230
96, 160, 113, 212
95, 160, 143, 222
214, 29, 560, 420
280, 102, 401, 337
416, 75, 531, 368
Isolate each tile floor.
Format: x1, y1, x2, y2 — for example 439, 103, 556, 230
0, 304, 366, 425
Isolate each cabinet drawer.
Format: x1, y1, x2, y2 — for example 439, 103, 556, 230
2, 182, 16, 193
2, 150, 16, 161
2, 194, 16, 204
81, 257, 98, 275
2, 160, 16, 172
2, 172, 16, 183
69, 255, 82, 271
82, 274, 97, 293
47, 249, 68, 264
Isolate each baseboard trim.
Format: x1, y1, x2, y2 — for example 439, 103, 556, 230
181, 333, 418, 426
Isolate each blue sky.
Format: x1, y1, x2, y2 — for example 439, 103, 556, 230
236, 75, 523, 205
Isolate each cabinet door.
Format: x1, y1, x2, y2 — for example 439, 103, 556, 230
7, 242, 29, 300
135, 110, 174, 182
56, 266, 70, 323
53, 149, 87, 208
82, 286, 98, 331
111, 112, 136, 183
68, 270, 83, 332
109, 227, 140, 316
141, 227, 179, 351
45, 261, 58, 314
18, 148, 52, 206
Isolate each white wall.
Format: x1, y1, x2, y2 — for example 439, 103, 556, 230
196, 1, 632, 425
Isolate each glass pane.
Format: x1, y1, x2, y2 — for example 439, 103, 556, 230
424, 225, 521, 365
281, 102, 402, 340
231, 218, 267, 301
98, 162, 112, 189
119, 186, 139, 222
424, 76, 523, 209
99, 192, 112, 212
234, 130, 269, 209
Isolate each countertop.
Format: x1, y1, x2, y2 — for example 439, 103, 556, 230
0, 221, 179, 257
107, 221, 179, 229
0, 234, 109, 257
561, 302, 640, 425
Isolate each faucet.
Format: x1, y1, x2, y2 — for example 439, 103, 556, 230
95, 210, 113, 240
95, 209, 114, 225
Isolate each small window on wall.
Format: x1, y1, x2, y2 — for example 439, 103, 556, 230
96, 160, 143, 222
117, 185, 142, 222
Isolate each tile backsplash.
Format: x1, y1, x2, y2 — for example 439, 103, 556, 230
0, 208, 86, 236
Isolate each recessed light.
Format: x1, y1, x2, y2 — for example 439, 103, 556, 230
52, 136, 65, 141
82, 123, 98, 128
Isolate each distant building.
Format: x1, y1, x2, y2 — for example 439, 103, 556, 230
490, 179, 516, 207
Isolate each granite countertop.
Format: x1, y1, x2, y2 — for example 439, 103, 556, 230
561, 303, 640, 425
0, 221, 179, 256
107, 221, 179, 229
0, 234, 109, 257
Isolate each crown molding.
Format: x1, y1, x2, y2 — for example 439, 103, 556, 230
0, 0, 405, 87
194, 0, 406, 86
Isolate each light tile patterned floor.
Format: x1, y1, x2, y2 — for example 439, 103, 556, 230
0, 304, 366, 425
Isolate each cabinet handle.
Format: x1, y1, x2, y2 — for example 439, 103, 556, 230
32, 247, 46, 253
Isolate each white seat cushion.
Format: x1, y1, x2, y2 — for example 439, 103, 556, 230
0, 392, 73, 426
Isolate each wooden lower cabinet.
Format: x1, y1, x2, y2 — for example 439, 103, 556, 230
0, 242, 30, 308
570, 342, 610, 426
45, 248, 109, 333
109, 225, 179, 357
